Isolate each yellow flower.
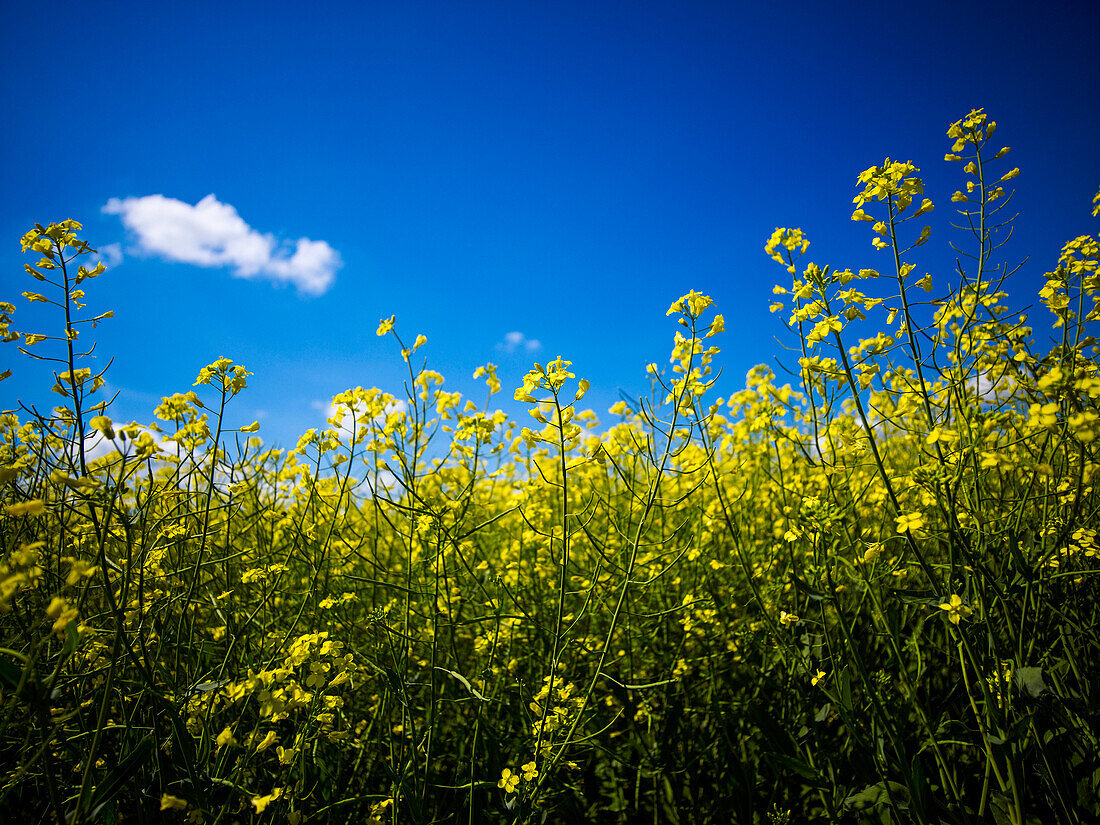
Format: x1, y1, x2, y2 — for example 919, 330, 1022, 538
193, 358, 251, 395
46, 597, 78, 636
939, 594, 973, 625
764, 227, 810, 266
860, 542, 884, 563
65, 559, 96, 586
521, 760, 539, 781
376, 315, 395, 336
895, 512, 925, 535
160, 794, 188, 811
216, 726, 237, 749
779, 611, 800, 626
254, 730, 277, 752
5, 499, 45, 516
89, 415, 114, 439
914, 198, 935, 216
811, 670, 826, 687
251, 787, 282, 813
665, 290, 714, 318
497, 767, 520, 793
852, 159, 922, 210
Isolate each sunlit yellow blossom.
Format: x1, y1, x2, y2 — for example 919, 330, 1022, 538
88, 415, 114, 439
5, 499, 45, 516
65, 559, 96, 586
46, 597, 77, 636
895, 512, 925, 534
160, 794, 188, 811
765, 227, 810, 270
277, 746, 298, 765
860, 543, 884, 563
938, 594, 973, 625
666, 290, 714, 318
252, 787, 282, 813
498, 767, 520, 793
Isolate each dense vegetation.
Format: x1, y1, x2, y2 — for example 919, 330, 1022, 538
2, 110, 1099, 824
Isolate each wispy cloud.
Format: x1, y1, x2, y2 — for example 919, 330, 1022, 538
496, 331, 541, 353
102, 194, 341, 295
91, 242, 123, 270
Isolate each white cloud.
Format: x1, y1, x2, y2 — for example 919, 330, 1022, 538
496, 331, 541, 353
102, 194, 341, 295
966, 365, 1015, 404
367, 468, 401, 493
91, 242, 123, 270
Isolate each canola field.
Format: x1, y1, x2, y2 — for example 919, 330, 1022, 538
2, 110, 1099, 824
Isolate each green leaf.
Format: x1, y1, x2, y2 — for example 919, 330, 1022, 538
0, 656, 24, 692
61, 619, 80, 657
836, 665, 854, 713
843, 781, 911, 811
890, 587, 935, 602
190, 680, 230, 695
434, 667, 488, 701
1014, 667, 1047, 698
68, 735, 154, 824
990, 793, 1044, 825
151, 694, 203, 806
787, 572, 832, 601
762, 752, 826, 787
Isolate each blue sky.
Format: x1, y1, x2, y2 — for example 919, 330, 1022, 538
3, 0, 1098, 448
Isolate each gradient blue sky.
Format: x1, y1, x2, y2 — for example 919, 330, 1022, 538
3, 1, 1099, 446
